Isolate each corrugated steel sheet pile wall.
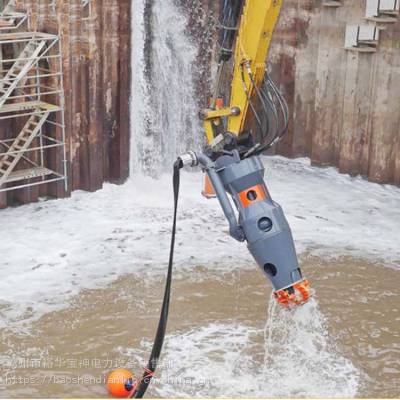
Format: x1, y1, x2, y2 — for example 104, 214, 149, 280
0, 0, 131, 208
181, 0, 400, 186
1, 0, 398, 209
269, 0, 400, 185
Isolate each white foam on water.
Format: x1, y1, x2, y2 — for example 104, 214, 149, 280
0, 158, 399, 328
141, 298, 360, 398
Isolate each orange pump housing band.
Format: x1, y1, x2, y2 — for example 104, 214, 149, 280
238, 184, 267, 208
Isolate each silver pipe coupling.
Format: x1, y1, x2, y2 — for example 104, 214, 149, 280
179, 151, 198, 168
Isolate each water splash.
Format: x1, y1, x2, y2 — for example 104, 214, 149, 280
130, 0, 202, 176
147, 298, 360, 398
262, 296, 361, 397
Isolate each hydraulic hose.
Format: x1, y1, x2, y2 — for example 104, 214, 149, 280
132, 159, 182, 398
219, 0, 243, 62
131, 152, 243, 399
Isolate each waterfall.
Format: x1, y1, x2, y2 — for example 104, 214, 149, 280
130, 0, 203, 177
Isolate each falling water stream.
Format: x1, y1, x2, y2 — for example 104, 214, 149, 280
0, 0, 399, 398
131, 0, 202, 176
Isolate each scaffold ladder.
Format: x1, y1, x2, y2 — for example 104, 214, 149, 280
0, 5, 67, 197
0, 38, 47, 108
0, 108, 50, 187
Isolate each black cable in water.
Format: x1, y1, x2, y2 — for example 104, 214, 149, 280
132, 159, 183, 399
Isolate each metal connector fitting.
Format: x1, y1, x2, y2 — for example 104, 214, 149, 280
230, 106, 241, 116
179, 151, 198, 168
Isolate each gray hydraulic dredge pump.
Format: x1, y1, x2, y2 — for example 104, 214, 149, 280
179, 150, 305, 294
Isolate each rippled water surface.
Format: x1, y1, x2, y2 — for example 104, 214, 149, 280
0, 255, 399, 398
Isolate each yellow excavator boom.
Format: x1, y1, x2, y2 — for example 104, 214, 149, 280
202, 0, 283, 143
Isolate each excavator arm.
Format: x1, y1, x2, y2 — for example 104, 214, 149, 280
203, 0, 283, 143
228, 0, 282, 134
195, 0, 312, 308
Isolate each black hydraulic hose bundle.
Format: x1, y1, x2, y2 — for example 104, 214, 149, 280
212, 0, 244, 102
219, 0, 244, 62
132, 159, 183, 399
239, 65, 290, 157
214, 1, 290, 156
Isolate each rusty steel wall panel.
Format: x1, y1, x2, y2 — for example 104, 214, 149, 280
191, 0, 399, 185
1, 0, 398, 209
0, 0, 131, 208
269, 0, 400, 185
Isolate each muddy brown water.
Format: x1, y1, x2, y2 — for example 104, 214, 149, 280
0, 255, 399, 398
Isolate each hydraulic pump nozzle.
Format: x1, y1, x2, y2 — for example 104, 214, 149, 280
274, 279, 312, 308
179, 150, 312, 308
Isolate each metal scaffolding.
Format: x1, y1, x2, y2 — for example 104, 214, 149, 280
0, 5, 67, 194
0, 0, 27, 31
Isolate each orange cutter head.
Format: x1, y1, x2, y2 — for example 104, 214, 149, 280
274, 279, 312, 308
